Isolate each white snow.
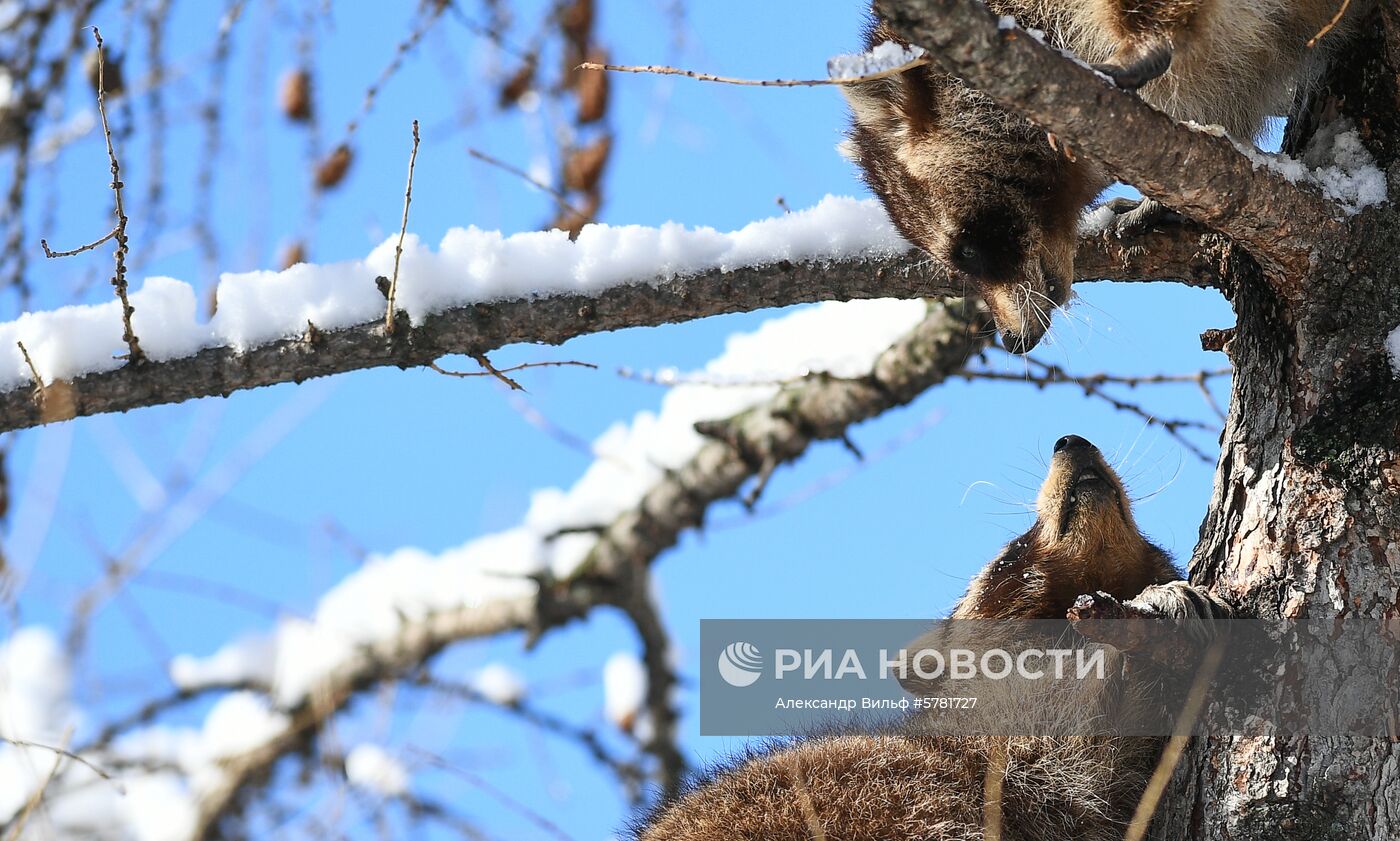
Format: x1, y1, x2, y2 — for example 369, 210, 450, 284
603, 652, 647, 730
827, 41, 926, 81
169, 632, 277, 690
0, 627, 79, 819
1188, 120, 1388, 215
0, 68, 14, 111
345, 744, 410, 797
168, 296, 926, 708
1387, 326, 1400, 377
2, 290, 930, 839
0, 196, 909, 390
472, 663, 526, 704
1078, 204, 1120, 236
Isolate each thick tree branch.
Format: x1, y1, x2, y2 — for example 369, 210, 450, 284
876, 0, 1345, 280
573, 296, 995, 581
0, 222, 1215, 434
187, 591, 578, 838
183, 296, 998, 837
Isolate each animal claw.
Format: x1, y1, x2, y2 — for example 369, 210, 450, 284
1093, 39, 1173, 91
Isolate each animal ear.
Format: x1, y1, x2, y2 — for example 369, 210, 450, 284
840, 77, 903, 131
841, 69, 937, 137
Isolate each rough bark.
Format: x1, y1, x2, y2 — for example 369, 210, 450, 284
1152, 6, 1400, 839
0, 223, 1213, 434
876, 0, 1345, 281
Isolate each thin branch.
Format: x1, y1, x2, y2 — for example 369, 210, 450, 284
467, 352, 524, 390
428, 359, 598, 379
876, 0, 1344, 281
2, 730, 72, 841
386, 119, 420, 333
1123, 639, 1228, 841
92, 27, 144, 364
181, 302, 997, 837
601, 561, 686, 798
578, 55, 931, 87
189, 591, 569, 839
958, 354, 1221, 463
1308, 0, 1353, 48
467, 147, 583, 219
38, 28, 145, 363
0, 736, 120, 789
40, 227, 118, 258
0, 222, 1219, 434
408, 749, 576, 841
415, 675, 645, 790
573, 297, 995, 580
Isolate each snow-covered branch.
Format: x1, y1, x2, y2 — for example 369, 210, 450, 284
875, 0, 1360, 280
0, 289, 1003, 839
0, 198, 1214, 434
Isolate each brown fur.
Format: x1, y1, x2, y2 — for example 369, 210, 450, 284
952, 434, 1178, 620
845, 0, 1361, 352
634, 436, 1228, 841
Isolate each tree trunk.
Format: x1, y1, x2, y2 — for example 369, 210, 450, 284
1161, 8, 1400, 838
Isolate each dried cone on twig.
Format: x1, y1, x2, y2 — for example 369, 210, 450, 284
551, 192, 600, 239
576, 47, 609, 124
564, 134, 611, 193
280, 68, 314, 122
498, 54, 538, 109
279, 241, 307, 269
315, 144, 354, 190
560, 0, 593, 45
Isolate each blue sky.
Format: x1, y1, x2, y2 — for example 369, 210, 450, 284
4, 1, 1236, 837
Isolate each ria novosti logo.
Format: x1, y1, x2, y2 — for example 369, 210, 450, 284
718, 641, 763, 687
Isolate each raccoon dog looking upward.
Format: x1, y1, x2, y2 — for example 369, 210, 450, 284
844, 0, 1361, 352
634, 435, 1233, 841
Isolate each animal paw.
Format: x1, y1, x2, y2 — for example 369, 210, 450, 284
1092, 40, 1172, 91
1100, 197, 1185, 239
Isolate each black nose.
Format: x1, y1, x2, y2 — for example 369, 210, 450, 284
1001, 331, 1034, 355
1054, 434, 1093, 453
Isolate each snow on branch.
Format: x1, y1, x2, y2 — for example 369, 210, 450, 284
0, 291, 999, 840
874, 0, 1356, 281
0, 199, 1215, 434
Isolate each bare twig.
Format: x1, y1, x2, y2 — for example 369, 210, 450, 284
1123, 639, 1228, 841
466, 147, 583, 219
408, 749, 576, 841
2, 729, 73, 841
0, 735, 120, 789
1308, 0, 1353, 48
609, 576, 687, 798
579, 56, 931, 87
958, 354, 1221, 463
37, 28, 144, 363
342, 2, 447, 142
468, 352, 525, 391
385, 120, 420, 333
16, 342, 42, 394
428, 359, 597, 379
40, 228, 118, 258
415, 675, 645, 790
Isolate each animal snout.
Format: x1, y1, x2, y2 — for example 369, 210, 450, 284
1000, 328, 1039, 355
1054, 434, 1094, 453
